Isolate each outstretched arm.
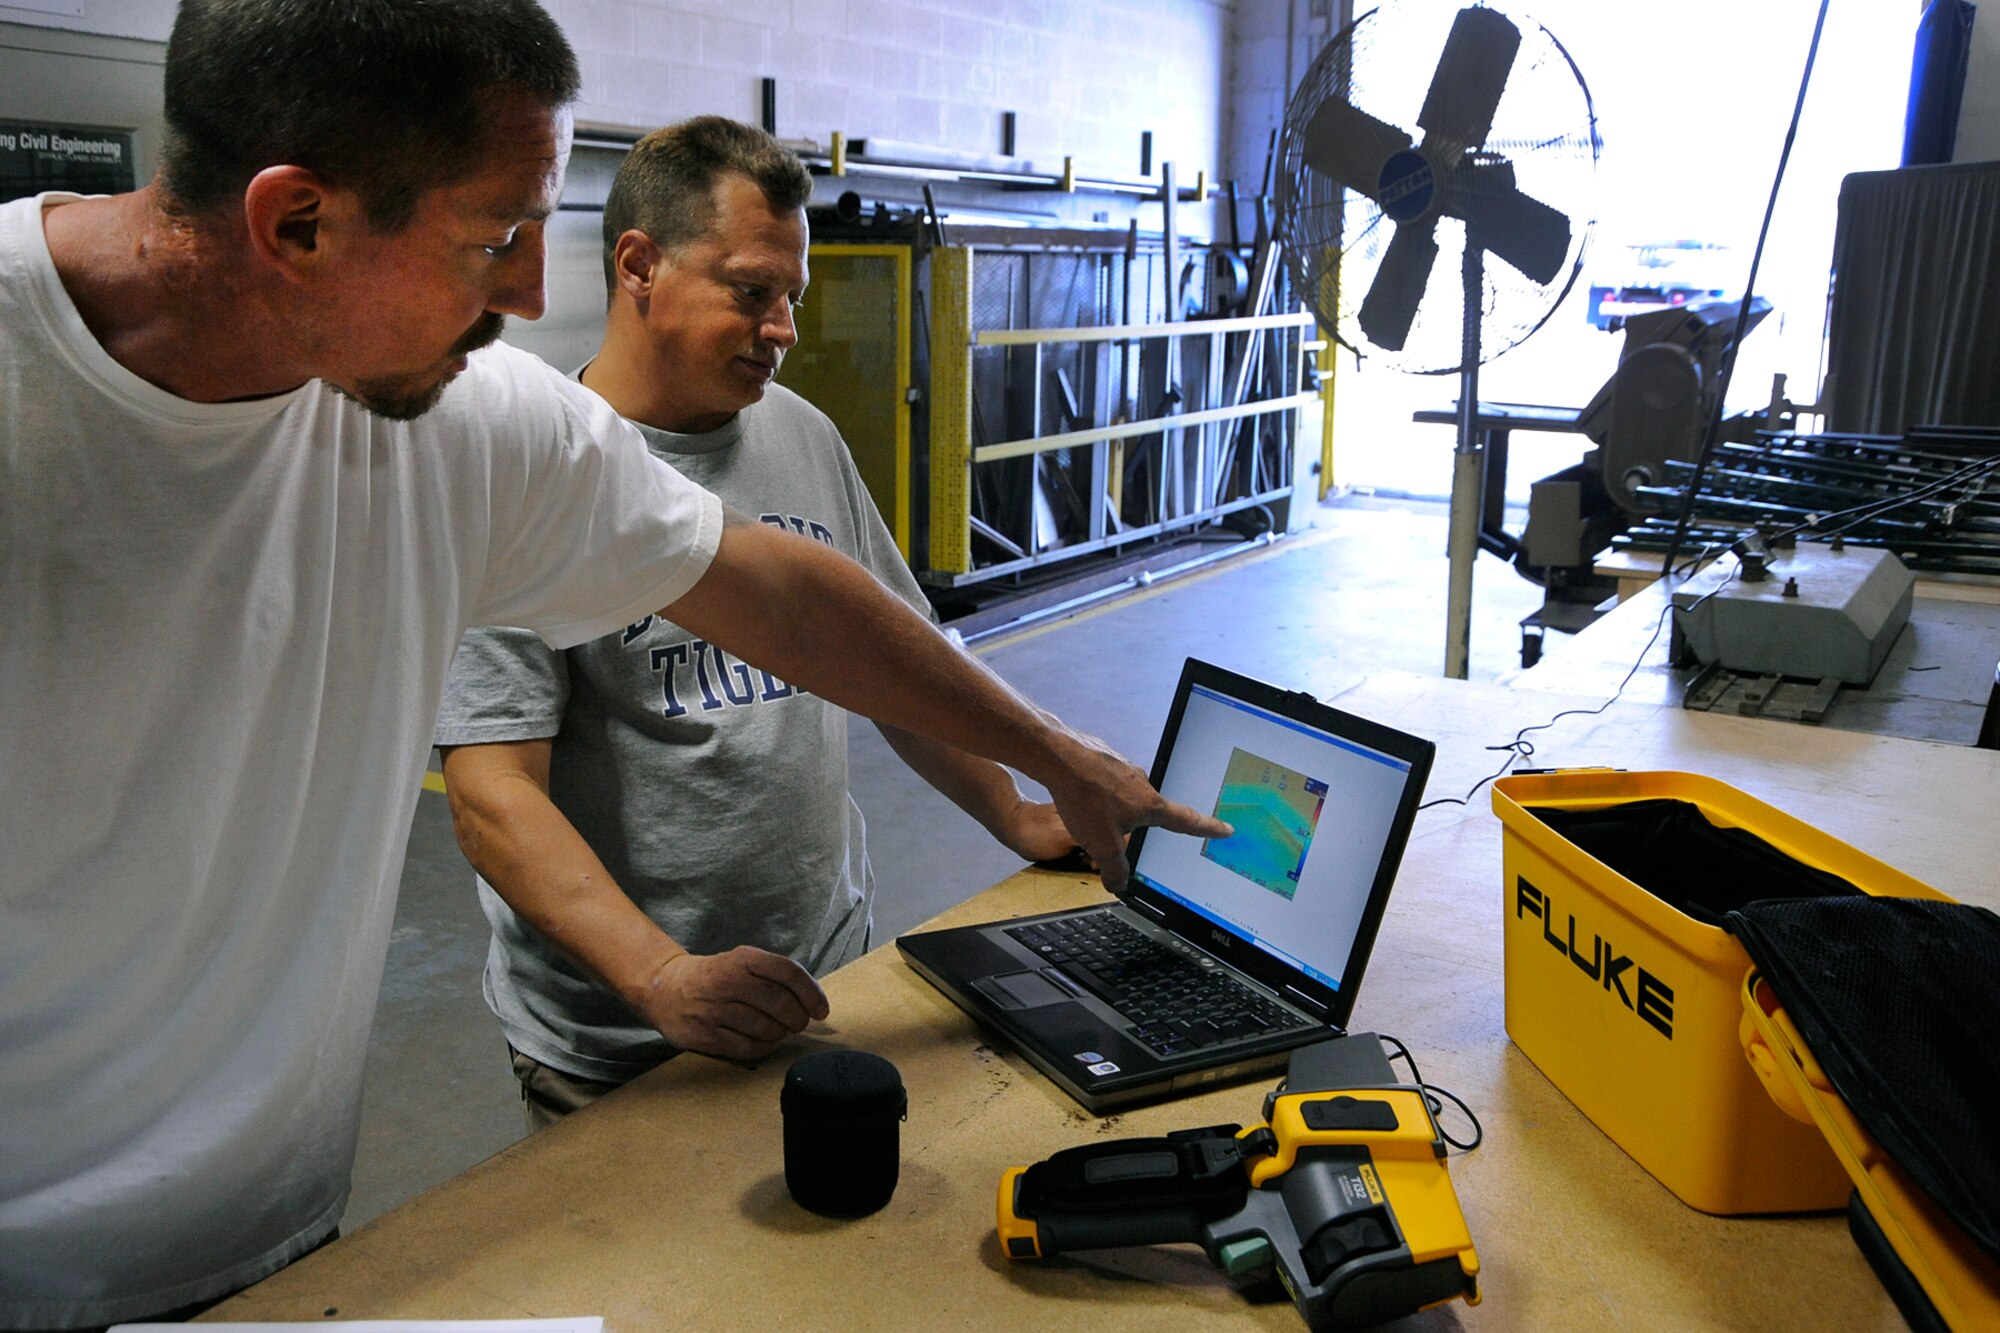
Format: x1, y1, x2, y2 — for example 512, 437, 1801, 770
662, 509, 1229, 890
439, 737, 828, 1063
874, 722, 1077, 863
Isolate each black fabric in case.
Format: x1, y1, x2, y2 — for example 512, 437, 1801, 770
781, 1049, 907, 1217
1531, 798, 1863, 925
1727, 896, 2000, 1266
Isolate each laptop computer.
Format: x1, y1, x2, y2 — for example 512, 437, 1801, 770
897, 658, 1435, 1112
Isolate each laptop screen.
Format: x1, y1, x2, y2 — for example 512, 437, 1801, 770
1131, 680, 1418, 996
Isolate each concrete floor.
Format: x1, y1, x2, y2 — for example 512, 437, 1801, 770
346, 494, 1547, 1228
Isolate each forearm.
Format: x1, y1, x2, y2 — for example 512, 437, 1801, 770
442, 741, 830, 1060
874, 722, 1077, 862
875, 721, 1034, 843
668, 518, 1074, 783
441, 754, 680, 1011
664, 513, 1232, 890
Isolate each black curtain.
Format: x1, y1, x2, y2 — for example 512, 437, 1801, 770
1825, 160, 2000, 433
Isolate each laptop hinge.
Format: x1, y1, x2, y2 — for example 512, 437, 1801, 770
1126, 895, 1168, 921
1282, 984, 1332, 1021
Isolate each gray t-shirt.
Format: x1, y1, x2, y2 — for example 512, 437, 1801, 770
435, 382, 930, 1082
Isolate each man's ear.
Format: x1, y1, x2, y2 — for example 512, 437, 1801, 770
242, 165, 342, 279
612, 229, 662, 302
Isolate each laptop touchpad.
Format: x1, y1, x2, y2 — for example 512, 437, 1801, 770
976, 970, 1073, 1010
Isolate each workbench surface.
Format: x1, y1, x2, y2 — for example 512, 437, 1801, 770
206, 673, 2000, 1331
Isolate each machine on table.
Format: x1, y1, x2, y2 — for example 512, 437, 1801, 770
1494, 291, 2000, 705
1634, 424, 2000, 725
1429, 295, 2000, 738
1416, 296, 1772, 667
1670, 534, 1916, 723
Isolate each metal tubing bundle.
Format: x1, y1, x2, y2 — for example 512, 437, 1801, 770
1613, 425, 2000, 576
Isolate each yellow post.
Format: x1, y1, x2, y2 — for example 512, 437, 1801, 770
928, 246, 974, 576
1318, 325, 1338, 501
1317, 247, 1340, 500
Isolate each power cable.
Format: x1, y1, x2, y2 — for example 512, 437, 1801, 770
1379, 1033, 1483, 1153
1659, 0, 1833, 578
1417, 565, 1741, 812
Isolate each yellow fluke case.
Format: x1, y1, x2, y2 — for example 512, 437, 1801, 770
1491, 768, 1950, 1215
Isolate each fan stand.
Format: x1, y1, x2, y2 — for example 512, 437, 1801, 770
1444, 225, 1484, 680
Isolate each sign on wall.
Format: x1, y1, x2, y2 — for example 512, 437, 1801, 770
1, 121, 136, 204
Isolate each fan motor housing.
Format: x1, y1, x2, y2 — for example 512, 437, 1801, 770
1379, 149, 1438, 222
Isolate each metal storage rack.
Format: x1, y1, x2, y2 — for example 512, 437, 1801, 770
786, 213, 1314, 593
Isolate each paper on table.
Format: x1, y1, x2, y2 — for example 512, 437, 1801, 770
111, 1312, 600, 1320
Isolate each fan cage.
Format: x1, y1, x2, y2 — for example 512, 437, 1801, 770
1277, 1, 1602, 374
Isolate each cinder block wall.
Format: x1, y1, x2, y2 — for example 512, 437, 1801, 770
1222, 0, 1321, 199
553, 0, 1231, 187
4, 1, 1297, 225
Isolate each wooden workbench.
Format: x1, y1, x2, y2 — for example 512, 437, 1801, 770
205, 674, 2000, 1331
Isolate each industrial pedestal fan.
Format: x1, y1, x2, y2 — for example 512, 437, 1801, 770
1276, 1, 1599, 677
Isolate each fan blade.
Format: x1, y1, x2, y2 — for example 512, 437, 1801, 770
1446, 177, 1571, 285
1357, 220, 1439, 352
1299, 98, 1413, 199
1418, 6, 1520, 157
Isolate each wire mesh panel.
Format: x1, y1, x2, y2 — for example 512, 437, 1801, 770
782, 246, 912, 556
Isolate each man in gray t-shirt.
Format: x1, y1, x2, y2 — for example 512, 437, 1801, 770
436, 117, 1077, 1126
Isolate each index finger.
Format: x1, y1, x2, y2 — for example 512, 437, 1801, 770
1147, 796, 1232, 841
1082, 804, 1234, 896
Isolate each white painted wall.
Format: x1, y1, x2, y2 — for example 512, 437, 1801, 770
1220, 0, 1341, 212
552, 0, 1231, 187
7, 0, 1246, 223
0, 1, 175, 41
2, 0, 1234, 178
1954, 0, 2000, 161
4, 1, 1261, 366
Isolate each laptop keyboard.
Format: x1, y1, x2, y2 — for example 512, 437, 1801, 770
1006, 912, 1314, 1058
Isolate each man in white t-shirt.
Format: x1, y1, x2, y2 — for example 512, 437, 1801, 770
0, 3, 1225, 1328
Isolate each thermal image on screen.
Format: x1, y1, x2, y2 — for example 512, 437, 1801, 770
1200, 747, 1330, 899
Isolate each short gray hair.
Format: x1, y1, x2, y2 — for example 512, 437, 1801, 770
601, 115, 813, 295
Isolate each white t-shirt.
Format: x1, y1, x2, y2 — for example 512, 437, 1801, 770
0, 193, 724, 1328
